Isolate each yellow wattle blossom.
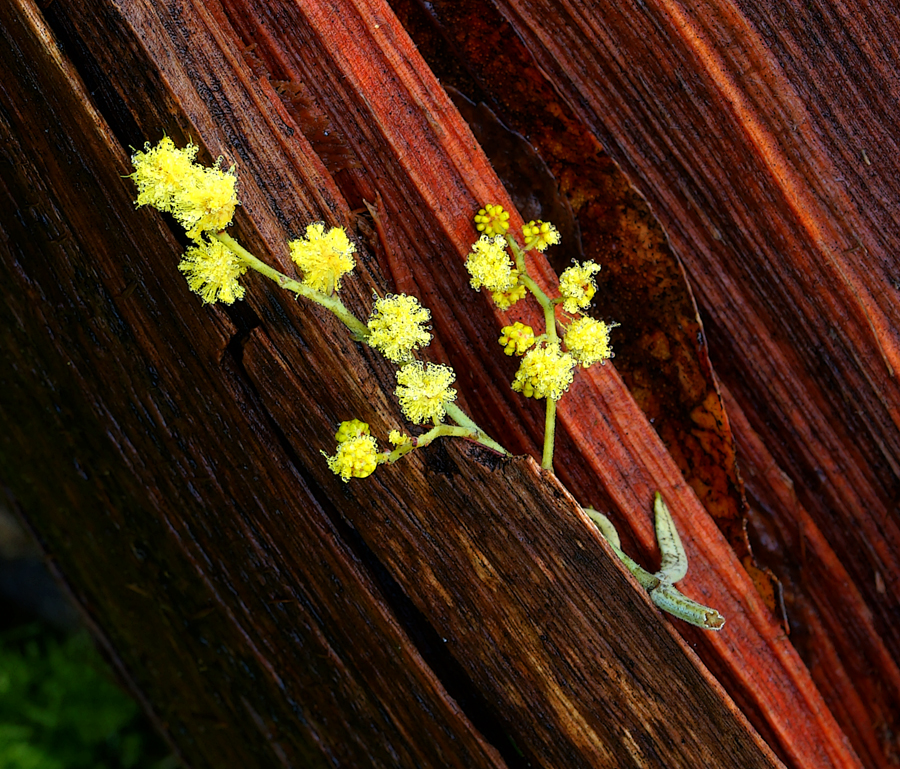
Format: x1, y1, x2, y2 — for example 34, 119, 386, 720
130, 137, 239, 240
511, 342, 574, 401
130, 137, 199, 212
499, 322, 536, 356
324, 434, 380, 481
335, 419, 371, 443
178, 240, 247, 305
564, 317, 615, 367
389, 430, 411, 446
491, 271, 527, 310
559, 260, 602, 314
367, 294, 432, 363
171, 162, 239, 240
474, 203, 510, 237
465, 235, 516, 293
289, 223, 357, 294
522, 220, 561, 252
395, 362, 457, 424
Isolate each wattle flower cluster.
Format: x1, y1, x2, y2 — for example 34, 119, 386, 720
179, 240, 248, 305
131, 137, 238, 239
465, 235, 516, 293
511, 343, 574, 401
324, 420, 379, 481
128, 136, 725, 629
130, 137, 243, 304
367, 294, 432, 363
466, 205, 616, 405
395, 362, 458, 424
558, 261, 602, 314
131, 137, 485, 487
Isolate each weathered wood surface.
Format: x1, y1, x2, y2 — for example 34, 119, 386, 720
0, 0, 894, 766
444, 2, 900, 766
0, 6, 507, 768
201, 0, 864, 765
393, 0, 900, 766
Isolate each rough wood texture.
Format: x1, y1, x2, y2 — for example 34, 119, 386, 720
198, 0, 860, 765
0, 6, 506, 767
391, 0, 900, 766
437, 2, 900, 766
0, 0, 892, 766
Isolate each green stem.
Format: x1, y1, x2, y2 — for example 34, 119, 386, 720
506, 235, 556, 331
519, 272, 559, 343
507, 233, 527, 274
212, 231, 369, 340
585, 499, 725, 630
542, 399, 556, 470
505, 235, 559, 468
384, 422, 503, 463
445, 404, 509, 455
419, 424, 478, 446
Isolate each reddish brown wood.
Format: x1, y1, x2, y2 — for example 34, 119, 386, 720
390, 0, 754, 558
725, 382, 900, 768
454, 2, 900, 766
388, 1, 900, 766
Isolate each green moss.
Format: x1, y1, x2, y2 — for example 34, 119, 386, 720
0, 624, 177, 769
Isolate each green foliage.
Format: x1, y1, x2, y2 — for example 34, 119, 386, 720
0, 624, 177, 769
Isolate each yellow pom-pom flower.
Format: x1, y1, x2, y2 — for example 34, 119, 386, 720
131, 137, 239, 240
289, 223, 357, 294
474, 203, 510, 237
178, 240, 247, 305
324, 434, 380, 482
130, 136, 198, 212
367, 294, 432, 363
491, 270, 527, 310
171, 163, 239, 240
564, 317, 615, 367
498, 322, 536, 356
522, 220, 561, 252
559, 261, 602, 314
511, 342, 575, 401
335, 419, 371, 443
395, 362, 458, 424
466, 235, 516, 293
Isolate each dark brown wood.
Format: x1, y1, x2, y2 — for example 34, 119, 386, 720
0, 0, 785, 767
0, 5, 506, 768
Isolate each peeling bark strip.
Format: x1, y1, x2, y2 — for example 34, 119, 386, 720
1, 0, 891, 766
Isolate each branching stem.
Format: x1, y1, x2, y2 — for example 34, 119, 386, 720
213, 231, 369, 340
506, 234, 559, 470
214, 230, 507, 458
584, 495, 725, 631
